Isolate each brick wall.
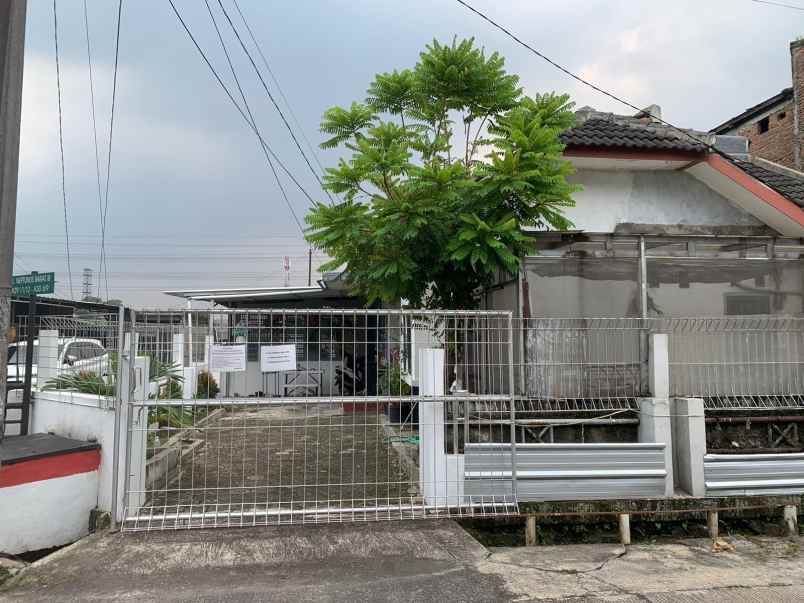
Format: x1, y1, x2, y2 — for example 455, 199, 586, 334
736, 102, 795, 168
792, 40, 804, 170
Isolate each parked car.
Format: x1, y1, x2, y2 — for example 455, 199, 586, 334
7, 338, 110, 387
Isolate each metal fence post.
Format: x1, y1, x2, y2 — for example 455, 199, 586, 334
122, 309, 137, 527
110, 305, 126, 529
508, 313, 518, 501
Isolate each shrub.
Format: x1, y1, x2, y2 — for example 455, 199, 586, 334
196, 371, 219, 399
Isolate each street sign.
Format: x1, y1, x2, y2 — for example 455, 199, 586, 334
12, 271, 55, 297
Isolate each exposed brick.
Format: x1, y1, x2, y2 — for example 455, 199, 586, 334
792, 41, 804, 170
737, 102, 795, 168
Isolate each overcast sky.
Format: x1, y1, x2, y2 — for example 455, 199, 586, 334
12, 0, 804, 307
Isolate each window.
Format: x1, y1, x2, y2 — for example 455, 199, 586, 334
757, 116, 770, 134
62, 343, 78, 364
778, 111, 787, 121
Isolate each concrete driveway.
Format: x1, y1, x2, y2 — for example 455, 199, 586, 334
4, 520, 804, 601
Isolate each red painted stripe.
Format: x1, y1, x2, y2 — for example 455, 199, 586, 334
0, 449, 100, 488
706, 154, 804, 228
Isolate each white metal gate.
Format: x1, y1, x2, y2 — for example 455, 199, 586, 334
119, 309, 519, 530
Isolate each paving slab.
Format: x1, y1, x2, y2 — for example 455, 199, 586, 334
1, 520, 509, 602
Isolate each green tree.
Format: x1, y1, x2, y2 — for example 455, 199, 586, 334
306, 38, 578, 308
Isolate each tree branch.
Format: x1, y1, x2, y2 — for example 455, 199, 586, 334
469, 115, 488, 165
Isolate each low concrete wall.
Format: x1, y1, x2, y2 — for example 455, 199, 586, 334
30, 391, 116, 512
29, 356, 150, 519
0, 467, 99, 555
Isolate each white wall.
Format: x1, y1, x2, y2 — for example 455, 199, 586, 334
29, 355, 150, 518
563, 169, 762, 232
30, 392, 116, 512
0, 471, 99, 555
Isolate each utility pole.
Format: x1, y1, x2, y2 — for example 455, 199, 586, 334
0, 1, 27, 442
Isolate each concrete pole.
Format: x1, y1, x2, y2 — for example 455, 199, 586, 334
0, 1, 27, 442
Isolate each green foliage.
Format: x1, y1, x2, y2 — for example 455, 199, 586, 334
377, 351, 411, 396
43, 371, 115, 397
307, 37, 579, 308
196, 370, 220, 399
150, 406, 196, 429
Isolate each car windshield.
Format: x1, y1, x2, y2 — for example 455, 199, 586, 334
7, 344, 39, 365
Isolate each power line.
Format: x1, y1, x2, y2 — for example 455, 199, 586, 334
99, 0, 124, 301
230, 0, 331, 184
454, 0, 722, 154
751, 0, 804, 10
215, 0, 334, 205
167, 0, 319, 209
204, 0, 304, 233
82, 0, 105, 300
53, 0, 73, 300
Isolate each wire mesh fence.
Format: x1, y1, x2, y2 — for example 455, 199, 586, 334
121, 309, 518, 529
6, 314, 123, 410
10, 307, 804, 529
122, 397, 518, 531
515, 318, 647, 413
132, 309, 513, 402
513, 316, 804, 412
663, 317, 804, 410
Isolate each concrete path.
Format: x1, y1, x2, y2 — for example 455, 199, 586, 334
3, 521, 804, 601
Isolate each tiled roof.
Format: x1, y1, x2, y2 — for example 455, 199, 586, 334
561, 108, 804, 210
560, 112, 708, 153
734, 160, 804, 208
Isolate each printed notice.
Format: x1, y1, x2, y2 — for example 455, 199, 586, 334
260, 344, 297, 372
209, 344, 247, 372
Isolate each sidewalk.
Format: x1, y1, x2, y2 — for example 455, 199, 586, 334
3, 520, 804, 601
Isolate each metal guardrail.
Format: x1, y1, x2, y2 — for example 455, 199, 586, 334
704, 452, 804, 496
464, 442, 668, 501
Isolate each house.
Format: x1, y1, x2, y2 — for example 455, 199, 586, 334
711, 39, 804, 170
484, 105, 804, 321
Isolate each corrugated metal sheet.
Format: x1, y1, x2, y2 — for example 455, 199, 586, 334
705, 453, 804, 496
464, 443, 667, 501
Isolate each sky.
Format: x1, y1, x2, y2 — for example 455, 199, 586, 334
12, 0, 804, 308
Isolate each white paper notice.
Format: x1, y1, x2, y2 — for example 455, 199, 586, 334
209, 344, 247, 372
260, 344, 297, 372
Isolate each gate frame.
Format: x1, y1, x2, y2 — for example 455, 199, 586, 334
115, 307, 519, 530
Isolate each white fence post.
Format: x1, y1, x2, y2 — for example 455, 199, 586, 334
649, 333, 669, 399
172, 333, 185, 367
37, 329, 59, 385
672, 397, 706, 497
638, 398, 674, 497
641, 334, 674, 496
419, 348, 446, 507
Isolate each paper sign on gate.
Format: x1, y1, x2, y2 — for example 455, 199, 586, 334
209, 344, 247, 372
260, 344, 297, 372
